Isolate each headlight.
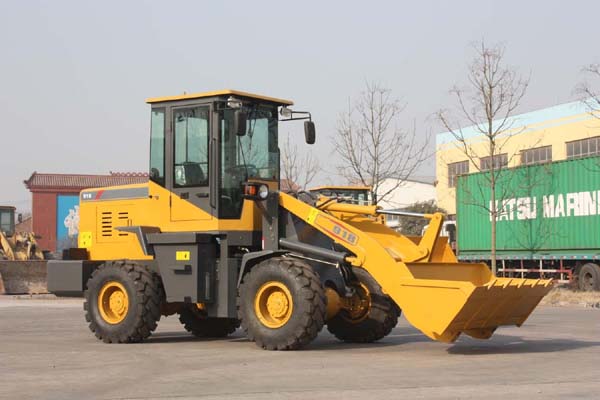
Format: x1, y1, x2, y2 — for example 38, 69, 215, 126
242, 183, 270, 201
258, 184, 269, 200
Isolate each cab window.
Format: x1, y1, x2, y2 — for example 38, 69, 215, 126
173, 106, 210, 187
219, 107, 278, 218
149, 109, 165, 186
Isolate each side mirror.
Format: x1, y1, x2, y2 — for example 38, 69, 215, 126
234, 110, 247, 136
304, 121, 316, 144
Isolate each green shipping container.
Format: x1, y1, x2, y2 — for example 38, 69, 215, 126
456, 156, 600, 259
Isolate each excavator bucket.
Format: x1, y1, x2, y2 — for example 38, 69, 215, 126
279, 193, 553, 343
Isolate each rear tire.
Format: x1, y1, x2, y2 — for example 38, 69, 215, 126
178, 306, 239, 338
84, 261, 163, 343
238, 257, 326, 350
327, 268, 399, 343
578, 263, 600, 292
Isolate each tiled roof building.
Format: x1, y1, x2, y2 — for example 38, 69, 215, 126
24, 172, 148, 191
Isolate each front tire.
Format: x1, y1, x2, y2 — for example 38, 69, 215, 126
238, 257, 326, 350
327, 268, 399, 343
84, 261, 163, 343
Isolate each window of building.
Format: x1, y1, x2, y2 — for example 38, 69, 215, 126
447, 160, 469, 188
566, 136, 600, 159
480, 153, 508, 171
520, 145, 552, 165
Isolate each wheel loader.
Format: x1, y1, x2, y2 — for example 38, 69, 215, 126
0, 206, 44, 261
48, 90, 552, 349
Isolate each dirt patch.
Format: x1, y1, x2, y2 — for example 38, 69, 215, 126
540, 288, 600, 308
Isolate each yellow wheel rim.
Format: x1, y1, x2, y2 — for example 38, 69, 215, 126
254, 281, 293, 329
342, 282, 371, 323
97, 281, 129, 324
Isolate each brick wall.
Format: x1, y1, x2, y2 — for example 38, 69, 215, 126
32, 192, 56, 251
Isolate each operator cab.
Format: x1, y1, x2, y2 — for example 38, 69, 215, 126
0, 206, 16, 236
308, 186, 373, 206
146, 90, 315, 220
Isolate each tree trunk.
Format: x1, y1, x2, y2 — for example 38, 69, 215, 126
489, 143, 497, 276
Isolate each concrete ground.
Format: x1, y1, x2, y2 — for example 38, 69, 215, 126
0, 297, 599, 400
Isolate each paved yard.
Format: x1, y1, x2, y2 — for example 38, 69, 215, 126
0, 297, 599, 400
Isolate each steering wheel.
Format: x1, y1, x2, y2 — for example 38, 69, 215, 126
225, 164, 258, 181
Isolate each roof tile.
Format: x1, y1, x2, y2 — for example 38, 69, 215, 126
24, 172, 148, 190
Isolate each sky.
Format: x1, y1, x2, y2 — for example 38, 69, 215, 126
1, 0, 598, 212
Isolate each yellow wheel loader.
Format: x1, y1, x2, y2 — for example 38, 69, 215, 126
0, 206, 44, 261
48, 90, 552, 349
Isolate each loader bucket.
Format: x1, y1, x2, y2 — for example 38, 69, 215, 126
394, 262, 553, 342
334, 214, 553, 342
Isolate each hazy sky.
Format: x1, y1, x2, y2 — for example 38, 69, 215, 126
1, 0, 598, 212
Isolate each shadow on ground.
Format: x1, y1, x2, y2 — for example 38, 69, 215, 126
447, 334, 600, 355
146, 331, 245, 344
146, 326, 600, 355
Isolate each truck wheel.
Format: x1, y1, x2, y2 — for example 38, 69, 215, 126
237, 257, 326, 350
84, 261, 163, 343
327, 268, 399, 343
178, 306, 239, 337
578, 263, 600, 292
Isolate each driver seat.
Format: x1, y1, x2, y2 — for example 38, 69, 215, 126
178, 163, 206, 186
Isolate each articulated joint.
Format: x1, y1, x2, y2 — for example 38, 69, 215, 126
324, 285, 370, 321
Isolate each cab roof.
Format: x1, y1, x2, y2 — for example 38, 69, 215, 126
146, 89, 294, 106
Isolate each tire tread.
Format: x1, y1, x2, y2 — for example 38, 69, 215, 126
238, 257, 326, 350
83, 261, 163, 343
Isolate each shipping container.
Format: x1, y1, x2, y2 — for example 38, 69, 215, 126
456, 156, 600, 290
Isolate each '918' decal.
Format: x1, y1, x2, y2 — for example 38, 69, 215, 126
332, 224, 357, 245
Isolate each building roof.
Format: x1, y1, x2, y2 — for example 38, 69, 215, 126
280, 179, 301, 192
24, 172, 148, 191
15, 216, 32, 233
309, 185, 371, 192
146, 89, 294, 106
436, 100, 593, 147
380, 177, 436, 186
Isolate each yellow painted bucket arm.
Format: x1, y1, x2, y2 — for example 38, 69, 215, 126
0, 231, 15, 261
279, 192, 553, 343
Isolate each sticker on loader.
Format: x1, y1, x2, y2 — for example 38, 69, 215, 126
315, 214, 358, 245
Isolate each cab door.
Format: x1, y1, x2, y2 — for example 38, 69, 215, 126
169, 105, 213, 221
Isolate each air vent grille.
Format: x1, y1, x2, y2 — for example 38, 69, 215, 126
101, 211, 113, 237
117, 212, 129, 236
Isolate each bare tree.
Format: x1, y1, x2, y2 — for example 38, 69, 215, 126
437, 41, 529, 275
333, 81, 429, 204
397, 200, 447, 236
577, 64, 600, 117
280, 133, 320, 190
575, 65, 600, 177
